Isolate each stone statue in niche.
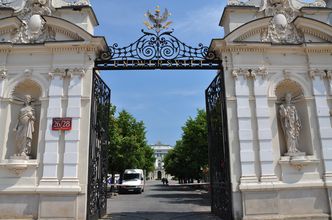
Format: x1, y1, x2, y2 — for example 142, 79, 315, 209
13, 95, 35, 159
279, 93, 305, 156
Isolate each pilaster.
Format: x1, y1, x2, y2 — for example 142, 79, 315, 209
0, 68, 6, 98
328, 70, 332, 95
61, 68, 85, 186
40, 70, 64, 186
310, 69, 332, 182
233, 69, 258, 183
253, 67, 278, 182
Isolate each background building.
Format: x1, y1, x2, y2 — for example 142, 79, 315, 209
149, 143, 172, 180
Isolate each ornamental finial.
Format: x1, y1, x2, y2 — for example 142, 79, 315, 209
144, 6, 172, 33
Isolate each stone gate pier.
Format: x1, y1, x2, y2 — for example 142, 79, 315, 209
0, 0, 106, 219
211, 0, 332, 219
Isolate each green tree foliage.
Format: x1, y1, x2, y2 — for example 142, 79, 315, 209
108, 106, 155, 179
164, 109, 208, 182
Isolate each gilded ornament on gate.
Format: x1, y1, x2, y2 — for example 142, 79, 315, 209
144, 6, 172, 33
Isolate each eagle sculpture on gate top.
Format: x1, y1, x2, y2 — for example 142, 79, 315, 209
144, 6, 172, 33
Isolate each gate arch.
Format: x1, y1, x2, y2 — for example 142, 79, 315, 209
88, 20, 232, 220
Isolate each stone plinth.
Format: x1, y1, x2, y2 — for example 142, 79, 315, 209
279, 156, 321, 183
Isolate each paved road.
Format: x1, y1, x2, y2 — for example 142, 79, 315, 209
104, 180, 221, 220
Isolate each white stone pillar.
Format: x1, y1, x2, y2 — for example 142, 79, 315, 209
233, 69, 258, 183
40, 71, 64, 185
0, 69, 6, 98
311, 70, 332, 182
253, 68, 278, 182
61, 69, 85, 186
329, 70, 332, 98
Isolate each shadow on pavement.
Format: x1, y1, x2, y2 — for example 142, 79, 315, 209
149, 186, 193, 191
149, 184, 207, 192
102, 212, 221, 220
146, 184, 211, 207
147, 192, 210, 206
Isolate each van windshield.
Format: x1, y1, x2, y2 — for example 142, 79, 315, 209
123, 173, 140, 180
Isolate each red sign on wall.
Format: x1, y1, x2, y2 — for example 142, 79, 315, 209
52, 118, 72, 131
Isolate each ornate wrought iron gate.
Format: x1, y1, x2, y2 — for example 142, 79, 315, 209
87, 71, 111, 220
206, 71, 233, 220
91, 7, 229, 217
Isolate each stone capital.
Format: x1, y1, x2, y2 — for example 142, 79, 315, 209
325, 70, 332, 80
0, 69, 7, 80
254, 66, 268, 80
309, 69, 332, 80
49, 68, 66, 80
67, 68, 86, 78
49, 68, 86, 80
232, 66, 268, 80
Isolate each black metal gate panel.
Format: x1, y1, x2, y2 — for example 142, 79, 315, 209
206, 71, 233, 220
87, 71, 111, 220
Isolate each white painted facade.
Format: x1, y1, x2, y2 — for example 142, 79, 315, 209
211, 0, 332, 219
0, 0, 106, 219
0, 0, 331, 219
149, 144, 172, 179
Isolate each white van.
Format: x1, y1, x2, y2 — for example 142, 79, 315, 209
119, 169, 145, 193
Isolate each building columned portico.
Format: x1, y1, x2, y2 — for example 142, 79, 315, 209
211, 0, 332, 219
149, 143, 172, 180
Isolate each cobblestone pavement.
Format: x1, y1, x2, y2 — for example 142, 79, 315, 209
103, 180, 221, 220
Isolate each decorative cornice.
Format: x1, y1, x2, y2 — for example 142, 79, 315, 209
60, 0, 91, 7
300, 27, 332, 43
0, 68, 7, 80
50, 46, 97, 53
232, 24, 332, 46
48, 26, 82, 41
227, 0, 325, 8
309, 69, 332, 80
228, 0, 257, 6
222, 47, 267, 53
0, 27, 14, 36
232, 66, 268, 80
216, 44, 332, 54
237, 27, 267, 42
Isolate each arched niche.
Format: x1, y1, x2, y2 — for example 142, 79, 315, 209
275, 79, 313, 156
4, 79, 42, 160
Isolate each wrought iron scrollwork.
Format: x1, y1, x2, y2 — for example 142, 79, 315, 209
206, 71, 233, 220
96, 29, 222, 70
87, 71, 111, 220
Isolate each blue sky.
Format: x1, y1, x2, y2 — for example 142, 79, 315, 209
91, 0, 226, 146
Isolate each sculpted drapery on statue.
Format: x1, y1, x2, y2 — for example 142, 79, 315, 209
279, 93, 304, 156
14, 95, 35, 158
